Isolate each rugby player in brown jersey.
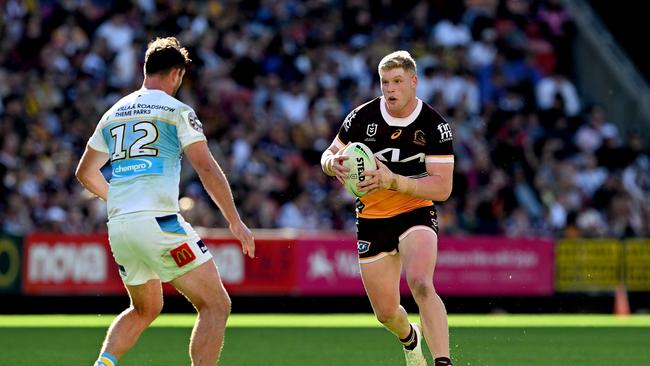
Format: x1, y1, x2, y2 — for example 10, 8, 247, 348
321, 51, 454, 366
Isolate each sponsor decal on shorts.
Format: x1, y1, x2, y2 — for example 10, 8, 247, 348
170, 243, 196, 267
197, 239, 208, 254
430, 210, 439, 228
357, 240, 371, 254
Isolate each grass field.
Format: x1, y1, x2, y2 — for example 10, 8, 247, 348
1, 314, 649, 365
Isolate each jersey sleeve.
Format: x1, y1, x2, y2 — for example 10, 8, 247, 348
336, 105, 364, 146
177, 107, 207, 148
425, 115, 455, 164
87, 118, 109, 153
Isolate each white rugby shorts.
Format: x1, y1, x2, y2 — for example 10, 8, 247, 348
107, 212, 213, 285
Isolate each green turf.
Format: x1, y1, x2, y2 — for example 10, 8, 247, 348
0, 314, 648, 365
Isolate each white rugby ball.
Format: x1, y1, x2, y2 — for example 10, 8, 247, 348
341, 142, 377, 197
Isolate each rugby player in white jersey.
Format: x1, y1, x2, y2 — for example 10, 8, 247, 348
76, 36, 255, 366
321, 51, 454, 366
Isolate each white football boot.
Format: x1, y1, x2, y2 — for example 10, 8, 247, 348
403, 323, 428, 366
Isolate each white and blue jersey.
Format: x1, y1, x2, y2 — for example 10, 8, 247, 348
88, 88, 206, 219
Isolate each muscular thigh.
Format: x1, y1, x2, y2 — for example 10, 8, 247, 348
108, 213, 213, 286
360, 254, 402, 313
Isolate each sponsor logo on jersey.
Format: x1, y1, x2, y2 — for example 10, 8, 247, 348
374, 148, 425, 163
188, 111, 203, 133
414, 130, 426, 146
197, 240, 208, 254
366, 123, 377, 137
111, 157, 163, 178
170, 243, 196, 267
357, 240, 371, 254
437, 122, 452, 142
391, 129, 402, 139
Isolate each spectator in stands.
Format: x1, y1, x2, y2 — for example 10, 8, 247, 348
0, 0, 647, 240
535, 72, 580, 116
575, 103, 619, 153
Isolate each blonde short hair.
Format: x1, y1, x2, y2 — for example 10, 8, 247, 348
144, 36, 191, 75
378, 50, 417, 75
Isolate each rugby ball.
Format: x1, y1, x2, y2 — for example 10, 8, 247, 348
341, 142, 377, 197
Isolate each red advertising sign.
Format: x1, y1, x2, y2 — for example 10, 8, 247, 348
295, 235, 554, 296
435, 237, 555, 296
201, 238, 298, 295
295, 234, 367, 295
22, 233, 554, 297
23, 234, 298, 296
23, 233, 125, 295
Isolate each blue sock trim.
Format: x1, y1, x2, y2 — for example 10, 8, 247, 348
99, 352, 118, 365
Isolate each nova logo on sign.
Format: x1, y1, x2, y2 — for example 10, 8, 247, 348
28, 243, 107, 283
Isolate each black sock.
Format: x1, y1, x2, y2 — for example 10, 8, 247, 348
400, 324, 417, 350
434, 356, 452, 366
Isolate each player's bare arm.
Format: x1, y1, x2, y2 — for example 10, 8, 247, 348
75, 145, 110, 201
359, 159, 454, 201
321, 142, 350, 184
184, 140, 255, 258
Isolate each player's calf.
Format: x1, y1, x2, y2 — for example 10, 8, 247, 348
94, 352, 118, 366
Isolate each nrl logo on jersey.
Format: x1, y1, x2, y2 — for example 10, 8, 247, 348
188, 111, 203, 133
366, 123, 377, 137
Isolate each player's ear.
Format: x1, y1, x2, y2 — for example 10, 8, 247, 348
171, 67, 184, 82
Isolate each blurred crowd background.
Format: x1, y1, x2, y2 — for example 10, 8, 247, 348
1, 0, 648, 238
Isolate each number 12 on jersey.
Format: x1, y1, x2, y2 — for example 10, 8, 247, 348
109, 121, 159, 161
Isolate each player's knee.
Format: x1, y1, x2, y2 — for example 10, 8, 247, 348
133, 299, 162, 322
374, 305, 400, 324
216, 293, 232, 316
407, 277, 435, 300
199, 291, 231, 318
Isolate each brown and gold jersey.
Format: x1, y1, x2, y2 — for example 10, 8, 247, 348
335, 97, 454, 218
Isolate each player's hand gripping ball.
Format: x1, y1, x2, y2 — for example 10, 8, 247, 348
341, 142, 377, 197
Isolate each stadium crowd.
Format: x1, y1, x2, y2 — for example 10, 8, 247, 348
1, 0, 648, 238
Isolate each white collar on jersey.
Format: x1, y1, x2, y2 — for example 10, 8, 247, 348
379, 96, 422, 127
